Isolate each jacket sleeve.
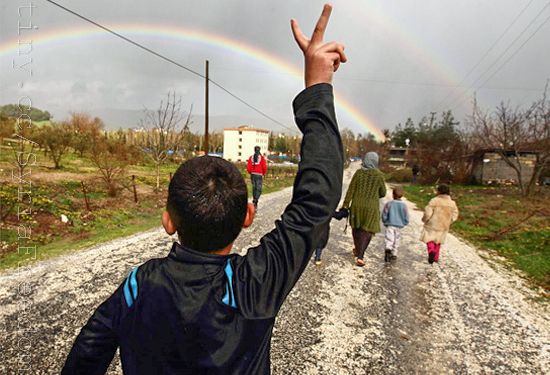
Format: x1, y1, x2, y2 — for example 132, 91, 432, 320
422, 199, 434, 224
378, 175, 387, 198
403, 204, 410, 226
261, 156, 267, 175
381, 202, 390, 225
246, 157, 252, 174
342, 172, 357, 209
62, 282, 126, 374
451, 201, 459, 223
233, 84, 343, 319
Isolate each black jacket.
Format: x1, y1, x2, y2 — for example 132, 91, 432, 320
62, 83, 344, 374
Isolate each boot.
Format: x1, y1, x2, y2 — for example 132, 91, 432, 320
384, 249, 392, 262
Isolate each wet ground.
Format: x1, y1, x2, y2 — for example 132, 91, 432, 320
1, 164, 549, 374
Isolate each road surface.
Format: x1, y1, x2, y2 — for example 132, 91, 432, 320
1, 164, 549, 374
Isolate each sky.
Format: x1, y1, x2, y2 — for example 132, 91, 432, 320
1, 0, 549, 138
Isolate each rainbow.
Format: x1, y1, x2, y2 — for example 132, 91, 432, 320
342, 1, 462, 91
0, 24, 386, 140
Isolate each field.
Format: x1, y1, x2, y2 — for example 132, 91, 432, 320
403, 184, 550, 292
0, 147, 297, 270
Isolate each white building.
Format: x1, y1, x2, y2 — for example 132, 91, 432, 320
223, 125, 270, 162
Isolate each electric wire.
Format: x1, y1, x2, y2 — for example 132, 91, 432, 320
444, 1, 550, 112
452, 9, 550, 111
44, 0, 296, 133
434, 0, 535, 111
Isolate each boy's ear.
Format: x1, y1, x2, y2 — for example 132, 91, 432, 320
243, 203, 255, 228
162, 211, 177, 235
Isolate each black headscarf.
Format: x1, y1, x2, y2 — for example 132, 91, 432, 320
253, 146, 260, 163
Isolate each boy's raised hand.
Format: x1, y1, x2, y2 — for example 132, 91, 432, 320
291, 4, 347, 88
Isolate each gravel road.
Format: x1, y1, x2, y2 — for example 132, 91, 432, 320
1, 164, 549, 374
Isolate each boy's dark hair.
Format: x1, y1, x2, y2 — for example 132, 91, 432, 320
167, 156, 248, 252
437, 184, 450, 195
393, 186, 404, 199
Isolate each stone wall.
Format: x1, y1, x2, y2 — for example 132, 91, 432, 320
474, 152, 536, 184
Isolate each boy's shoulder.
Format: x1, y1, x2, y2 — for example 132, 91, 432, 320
130, 257, 166, 288
428, 196, 441, 204
394, 199, 407, 208
430, 194, 456, 206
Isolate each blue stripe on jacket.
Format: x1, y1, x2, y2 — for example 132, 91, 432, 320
222, 260, 237, 309
123, 267, 139, 307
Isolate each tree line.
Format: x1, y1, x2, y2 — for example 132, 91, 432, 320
387, 85, 549, 196
2, 87, 548, 197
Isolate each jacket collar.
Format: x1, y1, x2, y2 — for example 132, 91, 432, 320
168, 242, 229, 265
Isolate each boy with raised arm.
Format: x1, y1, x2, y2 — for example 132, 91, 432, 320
62, 4, 346, 374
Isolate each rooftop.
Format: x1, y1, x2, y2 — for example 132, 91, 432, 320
224, 125, 270, 134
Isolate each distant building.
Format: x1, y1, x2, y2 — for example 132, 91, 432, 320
223, 125, 269, 162
471, 150, 537, 185
387, 147, 408, 168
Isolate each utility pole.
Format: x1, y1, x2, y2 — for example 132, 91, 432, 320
204, 60, 209, 154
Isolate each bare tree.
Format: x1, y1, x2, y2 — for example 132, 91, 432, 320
90, 135, 135, 197
139, 92, 192, 190
340, 128, 357, 160
470, 84, 550, 196
524, 83, 550, 194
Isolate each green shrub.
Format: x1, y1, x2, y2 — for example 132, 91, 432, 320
385, 168, 412, 183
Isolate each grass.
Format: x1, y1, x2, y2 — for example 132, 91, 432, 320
403, 184, 550, 292
0, 210, 162, 271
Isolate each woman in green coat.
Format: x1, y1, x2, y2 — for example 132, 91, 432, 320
342, 152, 386, 266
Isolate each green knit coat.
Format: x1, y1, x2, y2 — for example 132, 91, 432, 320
343, 168, 387, 233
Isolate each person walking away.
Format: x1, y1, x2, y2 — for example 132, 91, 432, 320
412, 164, 420, 184
420, 184, 459, 264
247, 145, 267, 209
342, 152, 386, 267
381, 186, 409, 262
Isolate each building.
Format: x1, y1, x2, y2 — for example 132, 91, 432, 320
387, 147, 409, 168
223, 125, 269, 162
471, 149, 537, 185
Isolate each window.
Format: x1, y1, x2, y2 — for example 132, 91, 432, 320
238, 145, 242, 149
239, 131, 242, 135
239, 138, 242, 142
238, 152, 242, 156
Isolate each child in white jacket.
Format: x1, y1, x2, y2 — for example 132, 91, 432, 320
420, 184, 459, 264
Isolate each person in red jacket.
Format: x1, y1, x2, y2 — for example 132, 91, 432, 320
246, 145, 267, 208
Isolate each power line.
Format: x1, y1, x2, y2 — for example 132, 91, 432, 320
452, 9, 550, 111
333, 78, 544, 92
43, 0, 296, 133
444, 1, 550, 112
211, 66, 544, 91
434, 0, 535, 111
